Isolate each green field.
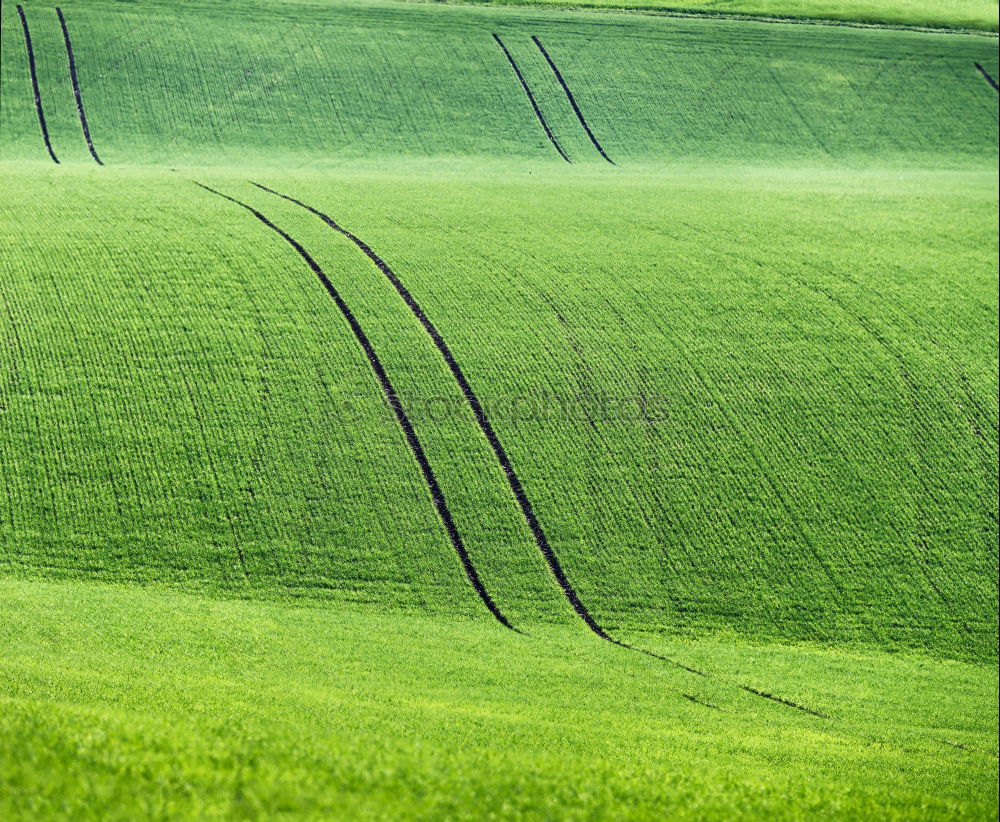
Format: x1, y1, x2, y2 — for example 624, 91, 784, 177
1, 0, 998, 818
451, 0, 1000, 32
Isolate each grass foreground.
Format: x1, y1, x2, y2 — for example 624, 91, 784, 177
1, 578, 997, 821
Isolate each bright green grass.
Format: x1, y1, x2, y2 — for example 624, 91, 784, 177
1, 578, 996, 820
0, 0, 997, 817
449, 0, 1000, 32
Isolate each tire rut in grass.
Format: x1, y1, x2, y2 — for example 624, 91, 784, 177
491, 34, 571, 163
56, 7, 103, 165
249, 183, 830, 720
15, 5, 59, 164
193, 182, 516, 632
530, 36, 615, 165
974, 62, 999, 92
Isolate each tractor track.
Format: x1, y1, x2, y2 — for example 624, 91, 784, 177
193, 182, 516, 632
15, 5, 59, 164
56, 7, 103, 165
974, 62, 999, 91
530, 36, 615, 165
250, 183, 830, 720
491, 34, 571, 163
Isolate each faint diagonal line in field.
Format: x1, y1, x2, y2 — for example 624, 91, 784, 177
193, 182, 517, 632
776, 271, 981, 646
974, 62, 999, 92
56, 8, 104, 165
129, 275, 248, 581
673, 215, 986, 650
1, 300, 61, 533
765, 63, 832, 159
15, 5, 59, 164
491, 34, 572, 163
205, 22, 311, 139
249, 183, 830, 720
530, 36, 615, 165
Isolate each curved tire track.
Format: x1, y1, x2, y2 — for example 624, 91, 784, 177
492, 34, 571, 163
56, 7, 103, 165
15, 5, 59, 164
249, 183, 828, 719
531, 36, 615, 165
193, 182, 516, 632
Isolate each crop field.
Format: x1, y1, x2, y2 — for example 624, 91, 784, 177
0, 0, 997, 819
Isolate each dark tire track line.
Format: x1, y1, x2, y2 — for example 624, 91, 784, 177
250, 183, 829, 720
56, 7, 103, 165
15, 5, 59, 164
974, 62, 999, 92
738, 685, 827, 717
193, 182, 516, 632
491, 34, 571, 163
530, 36, 615, 165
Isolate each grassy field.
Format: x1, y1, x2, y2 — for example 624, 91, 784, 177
0, 0, 997, 818
448, 0, 1000, 32
1, 579, 997, 820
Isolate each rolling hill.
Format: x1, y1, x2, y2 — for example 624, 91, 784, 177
1, 0, 997, 818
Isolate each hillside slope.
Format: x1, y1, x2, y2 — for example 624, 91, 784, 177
0, 0, 997, 817
2, 1, 997, 167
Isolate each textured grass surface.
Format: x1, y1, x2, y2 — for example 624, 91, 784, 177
450, 0, 1000, 32
0, 0, 997, 817
1, 579, 996, 821
2, 163, 996, 660
2, 1, 997, 167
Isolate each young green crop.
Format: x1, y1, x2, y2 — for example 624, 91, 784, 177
452, 0, 1000, 33
0, 579, 996, 820
2, 162, 995, 659
0, 0, 996, 818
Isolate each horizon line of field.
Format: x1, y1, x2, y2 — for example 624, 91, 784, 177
14, 5, 102, 166
195, 178, 828, 720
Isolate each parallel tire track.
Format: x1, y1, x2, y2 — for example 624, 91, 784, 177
531, 36, 615, 165
974, 62, 999, 92
249, 183, 829, 720
193, 182, 515, 631
56, 7, 104, 165
491, 34, 571, 163
15, 5, 59, 164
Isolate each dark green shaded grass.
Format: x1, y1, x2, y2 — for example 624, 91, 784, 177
1, 163, 995, 660
2, 0, 996, 167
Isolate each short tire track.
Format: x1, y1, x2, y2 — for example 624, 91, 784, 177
492, 34, 571, 163
531, 36, 615, 165
193, 182, 516, 632
974, 62, 999, 92
56, 7, 103, 165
